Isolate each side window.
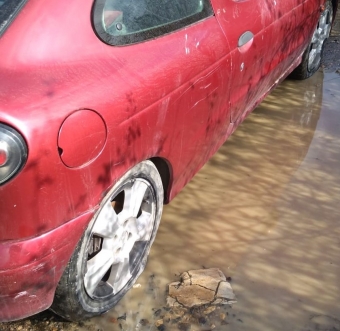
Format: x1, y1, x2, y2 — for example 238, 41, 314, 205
92, 0, 214, 45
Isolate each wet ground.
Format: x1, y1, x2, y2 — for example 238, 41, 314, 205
2, 13, 340, 331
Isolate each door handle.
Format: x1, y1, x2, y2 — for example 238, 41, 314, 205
238, 31, 254, 53
238, 31, 254, 47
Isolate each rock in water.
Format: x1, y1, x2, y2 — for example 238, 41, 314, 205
167, 268, 236, 308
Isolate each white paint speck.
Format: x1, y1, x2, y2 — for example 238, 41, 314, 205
185, 34, 190, 55
14, 291, 28, 299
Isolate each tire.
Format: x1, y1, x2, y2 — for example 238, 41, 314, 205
291, 0, 333, 80
50, 161, 163, 321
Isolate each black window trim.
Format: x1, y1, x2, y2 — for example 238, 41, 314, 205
0, 0, 27, 37
92, 0, 214, 46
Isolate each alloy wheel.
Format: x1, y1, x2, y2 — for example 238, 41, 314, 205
308, 5, 333, 72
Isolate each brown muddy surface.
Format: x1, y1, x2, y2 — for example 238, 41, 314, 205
2, 12, 340, 331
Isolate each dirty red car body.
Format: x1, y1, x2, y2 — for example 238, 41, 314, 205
0, 0, 338, 322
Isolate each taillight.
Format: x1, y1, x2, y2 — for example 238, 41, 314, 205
0, 124, 27, 185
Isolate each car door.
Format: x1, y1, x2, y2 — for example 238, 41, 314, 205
270, 0, 322, 76
210, 0, 322, 125
210, 0, 278, 123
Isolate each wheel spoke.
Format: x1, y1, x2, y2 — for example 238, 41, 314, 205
92, 200, 118, 238
107, 257, 132, 294
121, 180, 148, 219
319, 15, 327, 30
309, 47, 319, 67
129, 240, 149, 266
319, 10, 331, 36
136, 211, 153, 241
114, 218, 141, 260
84, 249, 115, 297
311, 30, 319, 44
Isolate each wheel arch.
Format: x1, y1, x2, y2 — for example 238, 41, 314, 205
331, 0, 338, 20
149, 157, 172, 204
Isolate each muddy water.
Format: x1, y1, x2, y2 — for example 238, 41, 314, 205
70, 69, 340, 331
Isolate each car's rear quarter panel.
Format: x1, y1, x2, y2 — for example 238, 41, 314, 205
0, 0, 232, 240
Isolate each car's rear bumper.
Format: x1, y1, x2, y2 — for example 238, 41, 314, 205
0, 211, 93, 322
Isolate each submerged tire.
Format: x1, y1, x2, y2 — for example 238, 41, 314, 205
51, 161, 163, 321
291, 0, 333, 80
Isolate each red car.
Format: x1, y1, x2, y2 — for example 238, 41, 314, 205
0, 0, 337, 322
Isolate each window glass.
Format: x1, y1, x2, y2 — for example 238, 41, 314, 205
0, 0, 27, 36
93, 0, 213, 45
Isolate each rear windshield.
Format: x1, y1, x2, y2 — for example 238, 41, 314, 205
0, 0, 27, 37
